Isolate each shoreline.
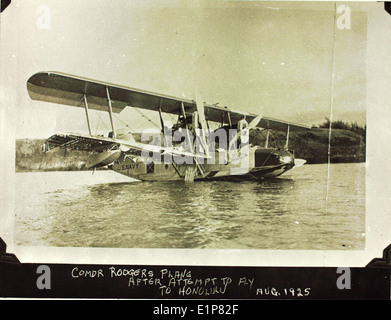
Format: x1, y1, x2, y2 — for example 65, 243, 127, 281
15, 128, 366, 172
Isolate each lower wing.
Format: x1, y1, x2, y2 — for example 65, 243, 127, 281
45, 133, 119, 152
44, 133, 211, 163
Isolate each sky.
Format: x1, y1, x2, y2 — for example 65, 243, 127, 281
0, 0, 368, 138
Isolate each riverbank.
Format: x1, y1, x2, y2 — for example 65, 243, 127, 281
15, 138, 90, 172
15, 128, 365, 172
249, 127, 366, 164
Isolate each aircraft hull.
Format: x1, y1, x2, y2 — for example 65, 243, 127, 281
198, 163, 294, 182
86, 150, 121, 169
111, 148, 297, 182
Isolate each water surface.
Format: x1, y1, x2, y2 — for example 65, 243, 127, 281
14, 163, 365, 250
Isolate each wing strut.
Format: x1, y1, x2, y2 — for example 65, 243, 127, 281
180, 102, 204, 176
158, 104, 168, 148
265, 129, 270, 148
284, 125, 290, 150
106, 87, 116, 138
83, 94, 92, 136
227, 111, 232, 127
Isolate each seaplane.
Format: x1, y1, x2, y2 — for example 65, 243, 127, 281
27, 71, 310, 182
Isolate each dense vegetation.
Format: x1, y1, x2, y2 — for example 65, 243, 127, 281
15, 139, 90, 172
249, 126, 365, 164
316, 117, 366, 138
15, 120, 365, 172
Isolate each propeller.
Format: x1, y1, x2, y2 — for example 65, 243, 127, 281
194, 89, 210, 157
195, 90, 207, 130
228, 114, 262, 158
248, 114, 263, 129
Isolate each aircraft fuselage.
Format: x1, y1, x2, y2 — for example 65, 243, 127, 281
111, 147, 295, 182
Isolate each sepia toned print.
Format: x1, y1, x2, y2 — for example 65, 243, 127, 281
0, 1, 388, 268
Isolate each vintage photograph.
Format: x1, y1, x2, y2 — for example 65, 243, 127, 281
0, 1, 377, 257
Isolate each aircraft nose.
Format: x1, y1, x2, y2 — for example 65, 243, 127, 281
279, 153, 294, 166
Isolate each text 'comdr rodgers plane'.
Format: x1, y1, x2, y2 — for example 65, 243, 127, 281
27, 71, 310, 182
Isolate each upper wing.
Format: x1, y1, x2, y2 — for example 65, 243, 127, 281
204, 107, 311, 132
27, 71, 311, 132
27, 71, 194, 114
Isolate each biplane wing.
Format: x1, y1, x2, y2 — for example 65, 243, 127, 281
45, 133, 119, 152
27, 71, 311, 133
45, 132, 210, 161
